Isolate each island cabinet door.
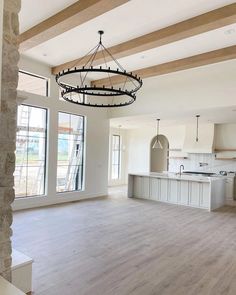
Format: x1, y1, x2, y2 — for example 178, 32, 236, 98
160, 178, 169, 202
133, 176, 143, 198
179, 180, 189, 205
189, 182, 201, 207
168, 179, 178, 203
142, 177, 150, 199
199, 182, 210, 209
150, 178, 160, 201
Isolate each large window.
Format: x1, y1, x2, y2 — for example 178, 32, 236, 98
111, 135, 121, 180
15, 105, 47, 198
57, 112, 84, 192
18, 70, 49, 96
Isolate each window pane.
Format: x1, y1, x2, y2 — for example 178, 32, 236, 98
14, 105, 47, 198
18, 70, 48, 96
111, 135, 121, 180
57, 112, 85, 193
27, 166, 45, 196
14, 166, 27, 197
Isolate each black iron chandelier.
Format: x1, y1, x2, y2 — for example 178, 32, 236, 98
56, 31, 143, 107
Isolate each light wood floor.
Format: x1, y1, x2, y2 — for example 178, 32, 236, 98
12, 188, 236, 295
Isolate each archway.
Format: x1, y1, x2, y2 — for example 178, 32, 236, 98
150, 135, 169, 172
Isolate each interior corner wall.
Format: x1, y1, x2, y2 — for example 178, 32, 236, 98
13, 55, 110, 210
0, 0, 20, 281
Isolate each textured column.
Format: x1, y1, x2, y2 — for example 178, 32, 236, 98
0, 0, 20, 281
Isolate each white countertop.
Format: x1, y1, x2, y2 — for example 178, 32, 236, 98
129, 172, 225, 183
0, 276, 25, 295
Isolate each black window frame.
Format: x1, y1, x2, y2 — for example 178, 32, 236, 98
56, 111, 85, 193
15, 104, 48, 198
18, 70, 49, 97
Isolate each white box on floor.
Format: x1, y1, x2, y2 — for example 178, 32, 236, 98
11, 249, 33, 294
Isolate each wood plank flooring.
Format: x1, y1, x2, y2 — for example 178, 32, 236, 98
12, 189, 236, 295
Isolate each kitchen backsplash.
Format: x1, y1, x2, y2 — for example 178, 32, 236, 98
169, 154, 236, 173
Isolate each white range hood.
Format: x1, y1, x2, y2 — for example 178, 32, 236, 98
183, 124, 215, 154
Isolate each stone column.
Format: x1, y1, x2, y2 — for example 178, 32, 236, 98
0, 0, 20, 281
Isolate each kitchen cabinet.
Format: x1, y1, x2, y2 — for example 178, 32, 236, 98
129, 173, 225, 211
179, 180, 189, 205
189, 182, 210, 208
133, 176, 142, 198
169, 179, 178, 203
189, 182, 200, 206
142, 177, 150, 199
225, 177, 234, 200
200, 182, 210, 208
160, 178, 168, 202
133, 176, 149, 199
150, 177, 160, 201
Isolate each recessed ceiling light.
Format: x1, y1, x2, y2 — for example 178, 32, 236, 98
224, 28, 236, 35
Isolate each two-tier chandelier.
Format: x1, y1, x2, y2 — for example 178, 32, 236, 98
56, 31, 143, 107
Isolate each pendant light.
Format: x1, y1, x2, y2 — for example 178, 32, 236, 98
196, 115, 200, 142
152, 119, 163, 149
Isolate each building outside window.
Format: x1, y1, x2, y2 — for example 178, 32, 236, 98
111, 135, 121, 180
18, 70, 49, 96
57, 112, 85, 192
15, 105, 47, 198
59, 83, 86, 103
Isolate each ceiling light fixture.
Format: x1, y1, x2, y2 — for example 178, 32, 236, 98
55, 31, 143, 108
196, 115, 200, 142
153, 119, 163, 149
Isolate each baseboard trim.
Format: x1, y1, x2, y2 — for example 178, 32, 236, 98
12, 192, 108, 211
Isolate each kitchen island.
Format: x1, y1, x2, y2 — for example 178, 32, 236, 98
128, 172, 225, 211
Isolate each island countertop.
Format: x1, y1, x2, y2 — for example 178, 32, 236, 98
128, 172, 224, 183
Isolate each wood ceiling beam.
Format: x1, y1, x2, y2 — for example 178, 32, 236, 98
91, 45, 236, 86
52, 3, 236, 75
19, 0, 130, 52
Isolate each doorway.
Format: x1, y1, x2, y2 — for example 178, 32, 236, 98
150, 135, 169, 172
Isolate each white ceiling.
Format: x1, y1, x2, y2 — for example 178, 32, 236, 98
19, 0, 236, 128
20, 0, 236, 69
20, 0, 78, 32
110, 106, 236, 130
89, 23, 236, 80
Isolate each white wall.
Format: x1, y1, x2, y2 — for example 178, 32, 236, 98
13, 55, 109, 210
215, 124, 236, 149
125, 123, 236, 175
126, 125, 185, 174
